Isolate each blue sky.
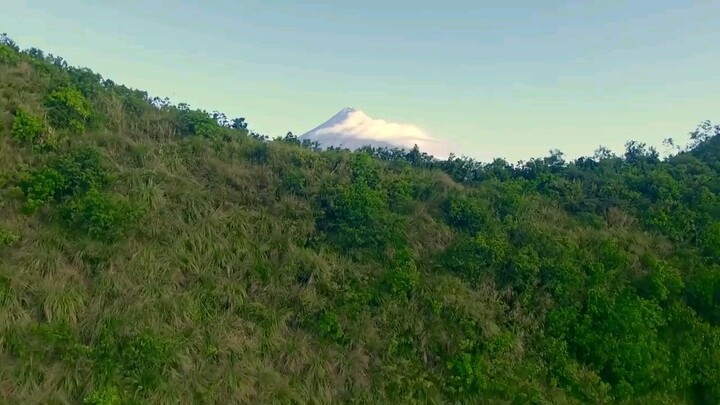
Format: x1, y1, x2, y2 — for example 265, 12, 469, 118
3, 0, 719, 162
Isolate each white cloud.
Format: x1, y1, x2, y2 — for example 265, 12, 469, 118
312, 109, 453, 158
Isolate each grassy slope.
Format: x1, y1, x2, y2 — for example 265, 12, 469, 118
1, 36, 719, 404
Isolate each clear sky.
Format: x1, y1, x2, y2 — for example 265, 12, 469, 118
3, 1, 719, 162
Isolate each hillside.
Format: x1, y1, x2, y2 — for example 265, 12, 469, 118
0, 34, 719, 404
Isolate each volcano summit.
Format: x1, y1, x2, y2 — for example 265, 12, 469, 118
299, 107, 452, 158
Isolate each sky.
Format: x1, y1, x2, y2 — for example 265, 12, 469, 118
2, 0, 719, 162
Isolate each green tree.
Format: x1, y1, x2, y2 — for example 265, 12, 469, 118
45, 87, 92, 133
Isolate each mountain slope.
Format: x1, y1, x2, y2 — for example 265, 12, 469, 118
1, 34, 719, 404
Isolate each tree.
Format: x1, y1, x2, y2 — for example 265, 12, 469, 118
0, 32, 19, 51
231, 117, 247, 130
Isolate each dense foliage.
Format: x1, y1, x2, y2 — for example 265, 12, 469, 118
0, 33, 719, 404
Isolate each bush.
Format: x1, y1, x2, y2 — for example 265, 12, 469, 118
444, 193, 493, 235
439, 233, 509, 281
58, 188, 141, 242
637, 255, 684, 302
279, 167, 308, 195
0, 226, 19, 247
702, 222, 720, 259
19, 166, 67, 213
10, 109, 44, 144
51, 147, 111, 195
309, 310, 346, 344
322, 183, 403, 254
16, 147, 138, 242
45, 87, 92, 133
386, 177, 413, 213
83, 386, 121, 405
176, 108, 219, 138
568, 288, 668, 400
685, 265, 720, 325
0, 42, 20, 65
383, 247, 421, 299
91, 322, 175, 394
320, 153, 406, 255
444, 343, 488, 398
18, 147, 109, 212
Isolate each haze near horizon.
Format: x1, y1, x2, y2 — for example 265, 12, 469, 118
2, 0, 718, 162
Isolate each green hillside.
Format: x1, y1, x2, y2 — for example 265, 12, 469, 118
1, 34, 719, 404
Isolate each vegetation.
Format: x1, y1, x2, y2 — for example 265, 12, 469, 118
1, 32, 719, 404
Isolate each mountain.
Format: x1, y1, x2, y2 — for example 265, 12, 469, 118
2, 34, 720, 404
300, 107, 452, 158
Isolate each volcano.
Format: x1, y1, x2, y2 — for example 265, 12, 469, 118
299, 107, 452, 158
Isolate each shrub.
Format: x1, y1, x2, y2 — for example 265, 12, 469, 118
684, 264, 720, 325
10, 109, 44, 144
444, 193, 493, 235
120, 334, 174, 392
702, 222, 720, 259
439, 234, 509, 281
501, 245, 541, 292
45, 87, 92, 133
279, 167, 308, 195
386, 177, 413, 213
58, 188, 141, 242
310, 310, 346, 344
67, 66, 105, 101
383, 247, 421, 299
445, 350, 485, 398
568, 288, 668, 400
351, 152, 380, 187
83, 386, 121, 405
0, 42, 20, 65
176, 108, 219, 138
16, 146, 138, 242
637, 255, 684, 302
322, 182, 403, 255
320, 155, 405, 255
51, 147, 111, 195
91, 322, 175, 394
0, 226, 19, 247
19, 166, 67, 213
18, 147, 109, 212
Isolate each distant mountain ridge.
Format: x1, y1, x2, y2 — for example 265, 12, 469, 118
300, 107, 452, 158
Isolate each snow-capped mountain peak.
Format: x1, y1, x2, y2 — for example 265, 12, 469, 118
300, 107, 452, 158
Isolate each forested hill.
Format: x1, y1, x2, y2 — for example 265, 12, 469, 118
1, 34, 719, 404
